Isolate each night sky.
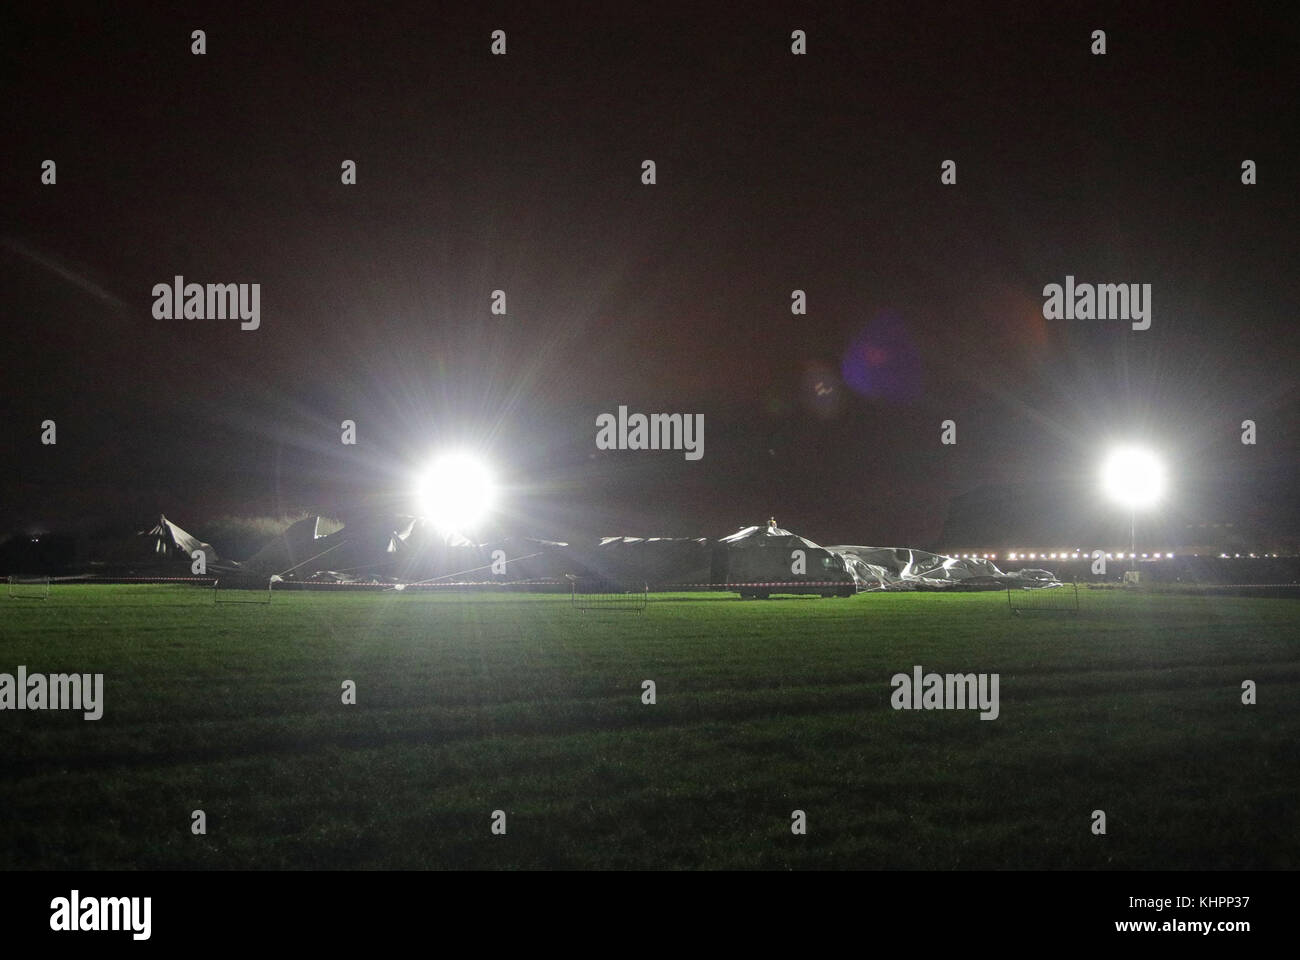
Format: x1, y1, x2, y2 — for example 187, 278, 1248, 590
4, 2, 1297, 552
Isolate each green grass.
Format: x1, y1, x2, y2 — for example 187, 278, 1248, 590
1, 584, 1296, 870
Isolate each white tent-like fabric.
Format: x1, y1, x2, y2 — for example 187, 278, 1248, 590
826, 545, 1055, 590
139, 515, 219, 563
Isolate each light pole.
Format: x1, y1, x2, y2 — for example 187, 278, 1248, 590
1130, 506, 1136, 579
1101, 445, 1165, 584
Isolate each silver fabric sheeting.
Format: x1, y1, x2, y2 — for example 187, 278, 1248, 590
826, 545, 1058, 590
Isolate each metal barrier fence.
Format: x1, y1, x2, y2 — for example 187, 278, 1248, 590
212, 577, 275, 604
7, 575, 51, 600
1008, 580, 1079, 615
570, 579, 649, 612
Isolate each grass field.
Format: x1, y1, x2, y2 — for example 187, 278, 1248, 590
1, 584, 1297, 870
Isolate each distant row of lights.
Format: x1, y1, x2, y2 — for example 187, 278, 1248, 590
950, 551, 1286, 561
1004, 552, 1176, 561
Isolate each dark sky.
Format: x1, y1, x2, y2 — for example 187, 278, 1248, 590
4, 1, 1297, 550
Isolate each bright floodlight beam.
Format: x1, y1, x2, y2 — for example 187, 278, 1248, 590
1100, 445, 1166, 577
414, 452, 497, 538
1101, 446, 1165, 509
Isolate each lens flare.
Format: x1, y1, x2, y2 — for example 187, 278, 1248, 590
414, 452, 497, 536
1100, 446, 1165, 509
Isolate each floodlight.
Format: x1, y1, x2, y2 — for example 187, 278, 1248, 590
1100, 445, 1167, 580
414, 452, 497, 536
1100, 446, 1165, 509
